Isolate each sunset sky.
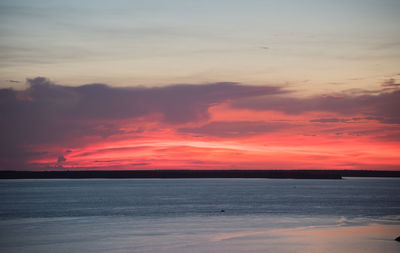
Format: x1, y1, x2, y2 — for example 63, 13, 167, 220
1, 0, 399, 170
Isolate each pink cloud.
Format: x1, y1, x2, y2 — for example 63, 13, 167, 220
1, 77, 399, 171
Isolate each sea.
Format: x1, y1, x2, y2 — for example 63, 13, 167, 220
0, 178, 399, 253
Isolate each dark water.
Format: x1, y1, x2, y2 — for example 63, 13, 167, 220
1, 178, 399, 219
1, 178, 400, 253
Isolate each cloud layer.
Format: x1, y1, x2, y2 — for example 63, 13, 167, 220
232, 90, 400, 124
0, 77, 282, 169
1, 77, 399, 170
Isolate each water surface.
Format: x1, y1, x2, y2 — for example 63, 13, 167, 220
1, 178, 399, 252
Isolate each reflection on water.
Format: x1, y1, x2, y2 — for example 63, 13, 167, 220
270, 224, 400, 253
1, 216, 399, 253
0, 178, 399, 253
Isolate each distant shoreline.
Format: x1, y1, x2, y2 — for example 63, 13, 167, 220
1, 170, 400, 179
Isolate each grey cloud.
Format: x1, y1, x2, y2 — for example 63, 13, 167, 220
382, 78, 400, 87
310, 118, 341, 123
57, 155, 66, 163
232, 90, 400, 124
0, 77, 283, 169
6, 80, 20, 83
310, 117, 384, 123
20, 77, 283, 123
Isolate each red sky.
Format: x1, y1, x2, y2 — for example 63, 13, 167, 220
1, 1, 400, 171
1, 77, 399, 171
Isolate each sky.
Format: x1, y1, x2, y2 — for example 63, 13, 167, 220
0, 0, 399, 170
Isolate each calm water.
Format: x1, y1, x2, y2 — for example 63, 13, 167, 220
1, 178, 400, 252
